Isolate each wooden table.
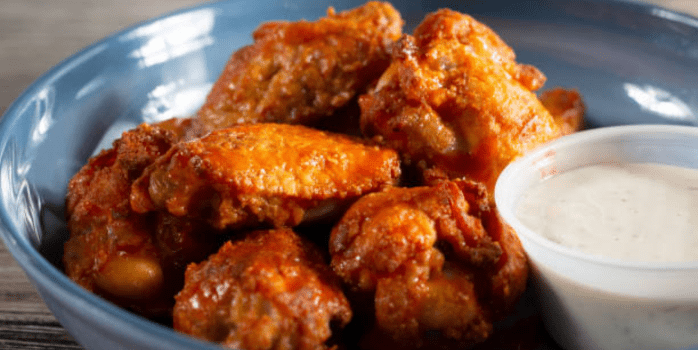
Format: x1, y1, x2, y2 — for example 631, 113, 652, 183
0, 0, 696, 349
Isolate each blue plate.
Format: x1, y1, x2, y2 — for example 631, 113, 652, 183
1, 1, 697, 349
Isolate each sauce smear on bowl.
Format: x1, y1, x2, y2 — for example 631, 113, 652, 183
515, 163, 698, 262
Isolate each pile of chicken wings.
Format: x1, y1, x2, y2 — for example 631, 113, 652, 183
63, 2, 583, 349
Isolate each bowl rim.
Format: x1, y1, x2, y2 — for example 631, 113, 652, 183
1, 0, 698, 348
495, 124, 698, 272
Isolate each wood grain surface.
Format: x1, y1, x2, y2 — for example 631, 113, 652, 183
0, 1, 696, 349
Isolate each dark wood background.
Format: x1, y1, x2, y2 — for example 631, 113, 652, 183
0, 0, 694, 348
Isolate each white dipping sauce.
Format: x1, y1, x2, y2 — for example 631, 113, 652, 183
515, 162, 698, 262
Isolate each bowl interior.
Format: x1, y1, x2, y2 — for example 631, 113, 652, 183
2, 0, 698, 349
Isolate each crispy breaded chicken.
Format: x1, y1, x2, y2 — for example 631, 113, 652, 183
174, 228, 352, 350
196, 1, 403, 131
540, 87, 585, 136
359, 9, 582, 192
63, 120, 218, 317
130, 123, 401, 230
330, 179, 528, 349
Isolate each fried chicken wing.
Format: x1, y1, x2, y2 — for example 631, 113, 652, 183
130, 123, 401, 230
63, 119, 218, 317
64, 123, 178, 315
359, 9, 583, 192
174, 228, 352, 350
196, 1, 403, 131
539, 87, 585, 136
329, 179, 528, 349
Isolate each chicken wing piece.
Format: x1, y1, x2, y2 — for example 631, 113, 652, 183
540, 87, 585, 136
196, 1, 403, 131
359, 9, 582, 192
64, 123, 178, 316
329, 179, 528, 349
130, 123, 401, 230
174, 228, 352, 350
63, 119, 218, 317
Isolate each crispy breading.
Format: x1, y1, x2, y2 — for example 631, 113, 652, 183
174, 228, 352, 350
359, 9, 579, 192
330, 179, 528, 349
130, 123, 401, 230
540, 87, 585, 136
196, 1, 403, 131
64, 122, 178, 316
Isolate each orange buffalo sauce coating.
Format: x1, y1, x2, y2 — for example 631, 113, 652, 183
360, 9, 583, 193
130, 123, 401, 230
330, 179, 528, 349
196, 1, 403, 131
174, 228, 352, 350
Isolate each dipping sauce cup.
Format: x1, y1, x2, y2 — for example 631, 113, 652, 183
495, 125, 698, 350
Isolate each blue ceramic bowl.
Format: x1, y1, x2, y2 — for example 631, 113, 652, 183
1, 1, 698, 349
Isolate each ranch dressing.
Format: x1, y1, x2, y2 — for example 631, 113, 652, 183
515, 163, 698, 262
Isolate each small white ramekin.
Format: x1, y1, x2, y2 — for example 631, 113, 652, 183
495, 125, 698, 350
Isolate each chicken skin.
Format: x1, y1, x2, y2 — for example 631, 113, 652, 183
60, 5, 587, 348
540, 87, 585, 136
359, 9, 582, 192
196, 1, 403, 131
130, 123, 401, 230
63, 120, 217, 317
174, 228, 352, 350
329, 179, 528, 349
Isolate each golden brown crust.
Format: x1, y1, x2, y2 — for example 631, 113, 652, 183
196, 1, 403, 131
539, 87, 586, 135
329, 179, 528, 349
64, 123, 180, 316
63, 119, 218, 317
130, 123, 401, 230
60, 6, 586, 348
359, 9, 568, 192
173, 228, 352, 350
